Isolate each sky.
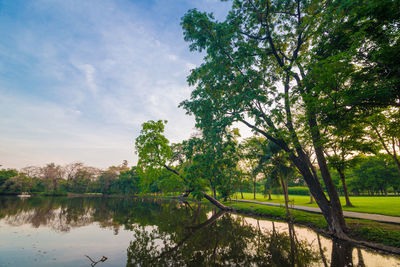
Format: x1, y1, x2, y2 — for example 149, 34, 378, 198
0, 0, 233, 169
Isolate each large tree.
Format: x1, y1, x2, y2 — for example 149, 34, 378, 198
184, 130, 240, 200
135, 120, 232, 210
180, 0, 350, 237
40, 163, 64, 192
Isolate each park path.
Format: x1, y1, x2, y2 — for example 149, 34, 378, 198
231, 199, 400, 224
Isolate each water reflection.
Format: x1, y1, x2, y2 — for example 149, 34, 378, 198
126, 211, 319, 266
0, 196, 399, 267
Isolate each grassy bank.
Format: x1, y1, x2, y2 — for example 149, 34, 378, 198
233, 192, 400, 217
225, 200, 400, 249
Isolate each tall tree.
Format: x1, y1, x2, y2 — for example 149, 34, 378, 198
262, 141, 297, 219
40, 163, 64, 191
241, 137, 265, 199
181, 0, 348, 237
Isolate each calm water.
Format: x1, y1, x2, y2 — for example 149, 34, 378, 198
0, 196, 399, 267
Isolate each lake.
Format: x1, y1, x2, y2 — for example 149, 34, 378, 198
0, 196, 399, 266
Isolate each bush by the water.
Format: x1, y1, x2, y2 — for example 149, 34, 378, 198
287, 187, 310, 195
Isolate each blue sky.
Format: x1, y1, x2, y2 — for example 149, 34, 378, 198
0, 0, 231, 169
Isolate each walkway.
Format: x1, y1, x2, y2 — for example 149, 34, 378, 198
232, 199, 400, 224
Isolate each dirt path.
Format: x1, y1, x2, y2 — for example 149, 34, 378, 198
231, 199, 400, 224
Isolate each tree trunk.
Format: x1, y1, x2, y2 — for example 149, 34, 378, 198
337, 168, 353, 207
242, 109, 348, 237
203, 192, 232, 211
213, 187, 217, 199
309, 192, 314, 204
306, 111, 348, 237
253, 175, 256, 199
280, 175, 290, 219
240, 189, 244, 199
268, 188, 272, 200
163, 165, 230, 211
288, 151, 348, 238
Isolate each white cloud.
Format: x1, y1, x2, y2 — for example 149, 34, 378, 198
0, 0, 231, 169
76, 64, 97, 95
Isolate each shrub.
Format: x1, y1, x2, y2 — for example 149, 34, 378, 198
287, 186, 310, 195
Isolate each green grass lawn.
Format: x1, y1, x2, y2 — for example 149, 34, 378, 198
232, 192, 400, 217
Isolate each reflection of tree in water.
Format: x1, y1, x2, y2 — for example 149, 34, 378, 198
317, 233, 366, 267
126, 211, 320, 266
0, 197, 96, 232
331, 241, 354, 267
0, 197, 374, 266
0, 197, 132, 232
0, 197, 208, 234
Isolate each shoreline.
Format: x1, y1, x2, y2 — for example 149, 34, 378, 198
2, 193, 399, 255
224, 200, 400, 255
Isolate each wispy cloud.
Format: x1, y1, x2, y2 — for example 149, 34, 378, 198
0, 0, 230, 169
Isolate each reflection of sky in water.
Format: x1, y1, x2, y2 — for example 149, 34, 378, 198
1, 198, 400, 267
0, 221, 133, 266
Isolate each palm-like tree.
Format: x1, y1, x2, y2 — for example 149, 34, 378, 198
257, 142, 296, 220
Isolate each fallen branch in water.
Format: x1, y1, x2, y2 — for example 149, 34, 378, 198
85, 255, 108, 266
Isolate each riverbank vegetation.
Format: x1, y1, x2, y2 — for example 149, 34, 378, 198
226, 201, 400, 249
236, 193, 400, 217
1, 0, 399, 244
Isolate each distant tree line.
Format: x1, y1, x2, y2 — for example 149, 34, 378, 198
1, 144, 399, 198
0, 161, 141, 195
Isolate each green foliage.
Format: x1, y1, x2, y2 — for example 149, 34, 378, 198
348, 220, 400, 248
227, 201, 328, 229
186, 129, 240, 200
315, 0, 400, 109
67, 171, 91, 193
157, 171, 185, 194
179, 0, 357, 232
110, 167, 141, 195
287, 187, 310, 196
347, 154, 400, 195
1, 174, 34, 193
0, 169, 19, 191
135, 120, 171, 174
96, 170, 119, 194
134, 119, 242, 201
